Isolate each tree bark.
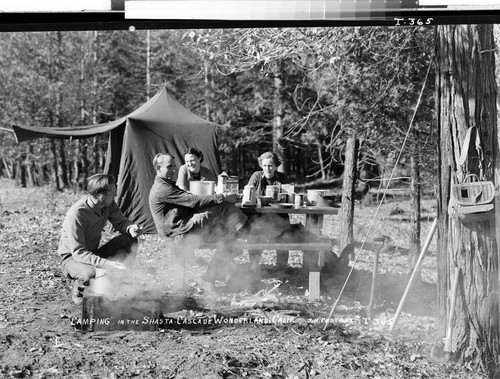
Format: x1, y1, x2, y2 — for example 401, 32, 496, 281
436, 24, 499, 376
339, 133, 358, 251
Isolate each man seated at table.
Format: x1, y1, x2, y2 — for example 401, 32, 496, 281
148, 152, 248, 290
176, 147, 217, 191
58, 174, 143, 305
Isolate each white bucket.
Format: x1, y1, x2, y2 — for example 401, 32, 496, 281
190, 180, 215, 195
306, 189, 327, 204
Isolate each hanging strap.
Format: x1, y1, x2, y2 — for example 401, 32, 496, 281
457, 126, 484, 179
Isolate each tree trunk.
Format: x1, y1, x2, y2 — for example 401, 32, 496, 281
73, 140, 80, 187
409, 136, 421, 275
81, 142, 89, 187
58, 140, 69, 188
19, 154, 27, 188
2, 157, 12, 178
204, 59, 210, 120
55, 31, 69, 188
146, 30, 151, 100
436, 24, 499, 376
92, 31, 100, 174
76, 43, 85, 188
25, 147, 35, 187
317, 142, 326, 180
50, 140, 60, 191
272, 62, 288, 173
339, 133, 358, 251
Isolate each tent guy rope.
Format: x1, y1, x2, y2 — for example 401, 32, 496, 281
323, 58, 434, 331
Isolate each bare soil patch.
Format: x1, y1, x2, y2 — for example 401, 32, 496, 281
0, 179, 482, 378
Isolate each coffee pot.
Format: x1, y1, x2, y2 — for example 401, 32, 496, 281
242, 185, 256, 205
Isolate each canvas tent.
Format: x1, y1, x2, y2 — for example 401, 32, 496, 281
13, 87, 222, 233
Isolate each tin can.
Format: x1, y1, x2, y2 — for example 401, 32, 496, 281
265, 185, 280, 201
294, 194, 303, 208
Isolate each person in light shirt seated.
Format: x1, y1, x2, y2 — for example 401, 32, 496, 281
176, 147, 217, 192
247, 151, 290, 196
244, 152, 329, 276
245, 152, 292, 271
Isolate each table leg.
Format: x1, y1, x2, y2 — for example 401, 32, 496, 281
305, 214, 324, 236
304, 215, 325, 302
309, 271, 321, 302
307, 249, 327, 302
303, 214, 325, 269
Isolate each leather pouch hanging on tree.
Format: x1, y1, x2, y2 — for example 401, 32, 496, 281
448, 126, 495, 224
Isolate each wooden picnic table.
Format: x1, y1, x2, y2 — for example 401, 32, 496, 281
170, 203, 339, 301
237, 203, 339, 301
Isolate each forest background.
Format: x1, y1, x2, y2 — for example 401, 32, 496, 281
0, 27, 436, 195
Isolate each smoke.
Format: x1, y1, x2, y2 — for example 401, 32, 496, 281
88, 267, 159, 300
87, 212, 316, 302
176, 212, 320, 292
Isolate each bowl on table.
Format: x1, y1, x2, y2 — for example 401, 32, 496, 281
270, 202, 294, 209
257, 196, 273, 206
315, 195, 338, 208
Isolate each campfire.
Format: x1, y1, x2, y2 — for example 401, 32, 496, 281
79, 270, 318, 332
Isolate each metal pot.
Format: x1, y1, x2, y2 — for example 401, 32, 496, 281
306, 189, 327, 204
315, 194, 337, 207
189, 180, 215, 195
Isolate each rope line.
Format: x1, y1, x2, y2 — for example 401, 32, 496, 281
323, 58, 434, 331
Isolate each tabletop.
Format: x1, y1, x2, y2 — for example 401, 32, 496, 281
236, 203, 339, 216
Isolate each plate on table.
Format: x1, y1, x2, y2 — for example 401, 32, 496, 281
270, 203, 294, 209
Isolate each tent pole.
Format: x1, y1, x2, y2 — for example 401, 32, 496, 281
389, 218, 438, 332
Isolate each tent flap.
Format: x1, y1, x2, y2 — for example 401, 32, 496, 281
12, 117, 127, 143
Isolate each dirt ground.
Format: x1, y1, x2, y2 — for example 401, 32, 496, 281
0, 180, 484, 378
